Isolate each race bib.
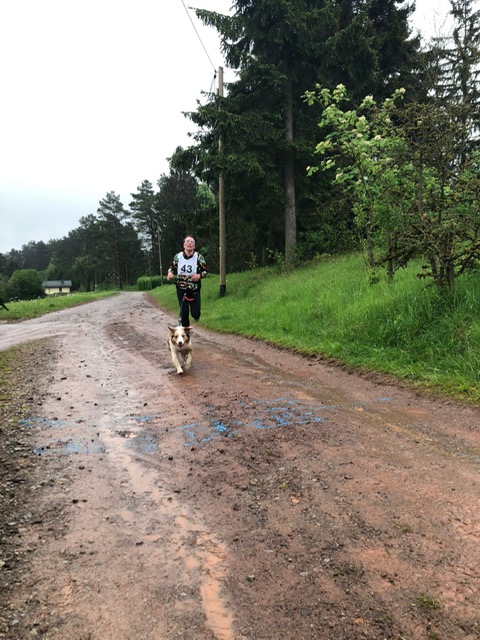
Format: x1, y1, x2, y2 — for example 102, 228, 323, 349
177, 253, 198, 277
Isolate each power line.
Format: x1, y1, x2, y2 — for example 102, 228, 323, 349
179, 0, 217, 72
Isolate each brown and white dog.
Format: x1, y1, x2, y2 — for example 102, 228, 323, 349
167, 325, 192, 374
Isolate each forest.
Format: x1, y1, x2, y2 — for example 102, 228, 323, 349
1, 0, 480, 301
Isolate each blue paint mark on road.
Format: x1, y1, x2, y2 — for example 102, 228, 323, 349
136, 414, 161, 423
24, 395, 393, 455
181, 420, 239, 447
125, 434, 158, 454
181, 397, 329, 447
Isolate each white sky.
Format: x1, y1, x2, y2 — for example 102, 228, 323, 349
0, 0, 454, 254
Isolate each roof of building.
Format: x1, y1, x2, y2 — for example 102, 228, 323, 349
42, 280, 73, 287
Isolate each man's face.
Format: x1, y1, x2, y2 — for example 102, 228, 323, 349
184, 237, 195, 253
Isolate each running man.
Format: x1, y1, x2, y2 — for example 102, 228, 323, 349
167, 236, 207, 327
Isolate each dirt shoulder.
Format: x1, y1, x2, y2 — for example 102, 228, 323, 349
1, 292, 479, 640
0, 340, 57, 637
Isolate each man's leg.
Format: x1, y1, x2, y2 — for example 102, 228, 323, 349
176, 289, 190, 327
189, 292, 201, 322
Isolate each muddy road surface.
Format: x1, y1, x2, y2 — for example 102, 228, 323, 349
0, 292, 479, 640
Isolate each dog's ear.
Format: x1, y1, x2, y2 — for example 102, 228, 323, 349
167, 325, 176, 333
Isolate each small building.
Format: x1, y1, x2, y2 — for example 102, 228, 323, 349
42, 280, 73, 296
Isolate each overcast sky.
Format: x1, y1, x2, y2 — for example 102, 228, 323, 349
0, 0, 454, 254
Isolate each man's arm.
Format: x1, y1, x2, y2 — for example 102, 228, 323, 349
197, 254, 207, 279
167, 255, 178, 281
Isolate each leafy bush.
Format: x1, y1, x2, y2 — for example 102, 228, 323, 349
137, 276, 165, 290
5, 269, 44, 301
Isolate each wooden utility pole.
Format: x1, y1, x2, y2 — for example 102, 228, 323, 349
284, 73, 296, 263
218, 66, 227, 296
157, 226, 163, 285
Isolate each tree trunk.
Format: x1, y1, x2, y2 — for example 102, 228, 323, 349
365, 204, 376, 268
284, 75, 296, 263
386, 229, 394, 282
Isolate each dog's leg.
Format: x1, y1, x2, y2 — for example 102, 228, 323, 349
184, 350, 192, 371
170, 344, 184, 375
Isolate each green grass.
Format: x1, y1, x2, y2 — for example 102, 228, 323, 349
149, 253, 480, 404
413, 594, 441, 610
0, 291, 117, 321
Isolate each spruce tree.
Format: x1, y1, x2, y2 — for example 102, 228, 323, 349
182, 0, 422, 265
430, 0, 480, 156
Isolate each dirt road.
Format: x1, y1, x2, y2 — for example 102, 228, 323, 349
1, 292, 479, 640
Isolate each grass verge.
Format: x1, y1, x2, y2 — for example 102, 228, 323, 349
0, 291, 117, 321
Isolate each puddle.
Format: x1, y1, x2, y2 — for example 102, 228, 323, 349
28, 414, 160, 457
21, 417, 68, 428
33, 439, 106, 455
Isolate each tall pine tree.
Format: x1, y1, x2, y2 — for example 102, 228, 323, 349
430, 0, 480, 156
